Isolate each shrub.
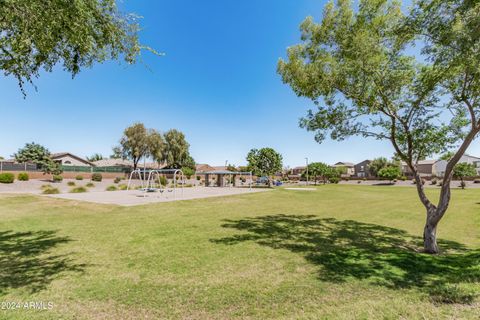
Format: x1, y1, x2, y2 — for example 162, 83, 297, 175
196, 176, 201, 181
429, 283, 478, 305
75, 175, 84, 180
118, 184, 128, 190
431, 179, 437, 185
159, 175, 167, 186
17, 172, 29, 181
474, 179, 480, 184
329, 177, 340, 184
0, 173, 15, 184
400, 176, 407, 181
52, 175, 63, 183
357, 180, 362, 184
114, 177, 122, 184
106, 185, 118, 191
42, 186, 60, 194
460, 181, 466, 189
91, 173, 102, 182
67, 181, 76, 186
70, 186, 87, 193
85, 182, 95, 188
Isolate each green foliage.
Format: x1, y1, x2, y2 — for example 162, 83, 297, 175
328, 176, 340, 184
440, 152, 455, 161
85, 182, 95, 188
52, 175, 63, 183
41, 186, 60, 194
118, 184, 128, 190
453, 163, 477, 189
246, 148, 283, 186
159, 175, 168, 187
148, 129, 165, 167
119, 123, 149, 170
87, 154, 104, 162
114, 177, 122, 184
106, 185, 118, 191
378, 166, 402, 183
226, 165, 237, 172
13, 142, 61, 175
0, 173, 15, 184
91, 173, 103, 182
182, 167, 195, 179
162, 129, 195, 169
1, 0, 158, 95
17, 172, 29, 181
70, 186, 88, 193
301, 162, 330, 185
75, 175, 84, 181
67, 181, 76, 187
369, 158, 390, 177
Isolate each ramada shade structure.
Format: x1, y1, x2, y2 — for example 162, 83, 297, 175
195, 170, 252, 189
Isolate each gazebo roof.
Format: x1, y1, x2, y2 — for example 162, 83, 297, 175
197, 170, 251, 175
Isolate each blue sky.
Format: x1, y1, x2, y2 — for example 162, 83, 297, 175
1, 1, 478, 167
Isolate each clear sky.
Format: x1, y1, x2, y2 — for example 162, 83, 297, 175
1, 0, 478, 168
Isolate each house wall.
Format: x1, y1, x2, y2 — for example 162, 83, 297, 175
354, 161, 371, 178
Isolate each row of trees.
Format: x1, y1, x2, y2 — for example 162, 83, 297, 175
301, 163, 344, 185
115, 123, 195, 170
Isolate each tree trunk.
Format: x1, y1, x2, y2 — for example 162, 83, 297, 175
423, 213, 439, 254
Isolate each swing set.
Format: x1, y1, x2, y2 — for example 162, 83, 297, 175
127, 169, 186, 199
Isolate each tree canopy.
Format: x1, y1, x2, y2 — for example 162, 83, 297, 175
246, 148, 283, 186
278, 0, 480, 253
13, 142, 62, 175
453, 163, 477, 189
119, 123, 149, 170
1, 0, 159, 95
162, 129, 195, 170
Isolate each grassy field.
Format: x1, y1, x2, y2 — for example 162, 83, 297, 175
0, 185, 479, 319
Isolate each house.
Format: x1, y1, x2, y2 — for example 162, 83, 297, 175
291, 166, 306, 175
51, 152, 93, 167
333, 162, 355, 177
354, 160, 372, 178
401, 160, 448, 177
459, 154, 480, 175
93, 158, 133, 168
196, 164, 216, 173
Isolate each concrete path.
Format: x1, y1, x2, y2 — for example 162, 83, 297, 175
47, 187, 269, 206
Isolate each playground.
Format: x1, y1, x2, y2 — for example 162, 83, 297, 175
49, 186, 267, 206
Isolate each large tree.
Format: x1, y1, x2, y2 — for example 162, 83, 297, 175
13, 142, 62, 175
1, 0, 158, 95
302, 162, 330, 185
161, 129, 195, 169
246, 148, 283, 187
119, 123, 149, 170
278, 0, 480, 253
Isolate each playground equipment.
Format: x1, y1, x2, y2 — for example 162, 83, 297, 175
195, 170, 253, 190
127, 169, 186, 199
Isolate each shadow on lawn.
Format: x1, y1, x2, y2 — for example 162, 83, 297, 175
212, 215, 480, 298
0, 230, 86, 294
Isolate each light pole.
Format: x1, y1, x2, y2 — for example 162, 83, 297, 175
305, 157, 309, 186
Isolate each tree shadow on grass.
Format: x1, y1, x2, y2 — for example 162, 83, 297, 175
212, 215, 480, 300
0, 230, 86, 294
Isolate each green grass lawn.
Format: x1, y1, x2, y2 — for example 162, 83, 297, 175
0, 185, 479, 319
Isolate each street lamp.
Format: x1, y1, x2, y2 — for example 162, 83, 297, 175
305, 157, 309, 186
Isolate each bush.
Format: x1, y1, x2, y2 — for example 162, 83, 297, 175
431, 179, 437, 185
106, 185, 117, 191
400, 176, 407, 181
114, 177, 122, 184
91, 173, 102, 182
474, 179, 480, 184
329, 177, 340, 184
357, 180, 362, 184
118, 184, 128, 190
75, 175, 84, 180
85, 182, 95, 188
460, 181, 466, 189
70, 186, 87, 193
196, 176, 201, 181
67, 181, 76, 186
42, 186, 60, 194
159, 175, 167, 187
0, 173, 15, 184
429, 283, 478, 305
17, 172, 29, 181
52, 175, 63, 183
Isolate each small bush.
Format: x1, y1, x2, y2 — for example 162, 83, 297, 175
196, 176, 201, 181
67, 181, 76, 186
106, 185, 117, 191
460, 181, 466, 189
114, 177, 122, 184
17, 172, 29, 181
85, 182, 95, 188
474, 179, 480, 184
0, 173, 15, 184
118, 184, 128, 190
159, 176, 167, 186
91, 173, 102, 182
75, 175, 84, 180
400, 176, 407, 181
52, 175, 63, 182
429, 284, 478, 305
42, 186, 60, 194
70, 186, 87, 193
431, 179, 437, 185
329, 177, 340, 184
357, 180, 362, 184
